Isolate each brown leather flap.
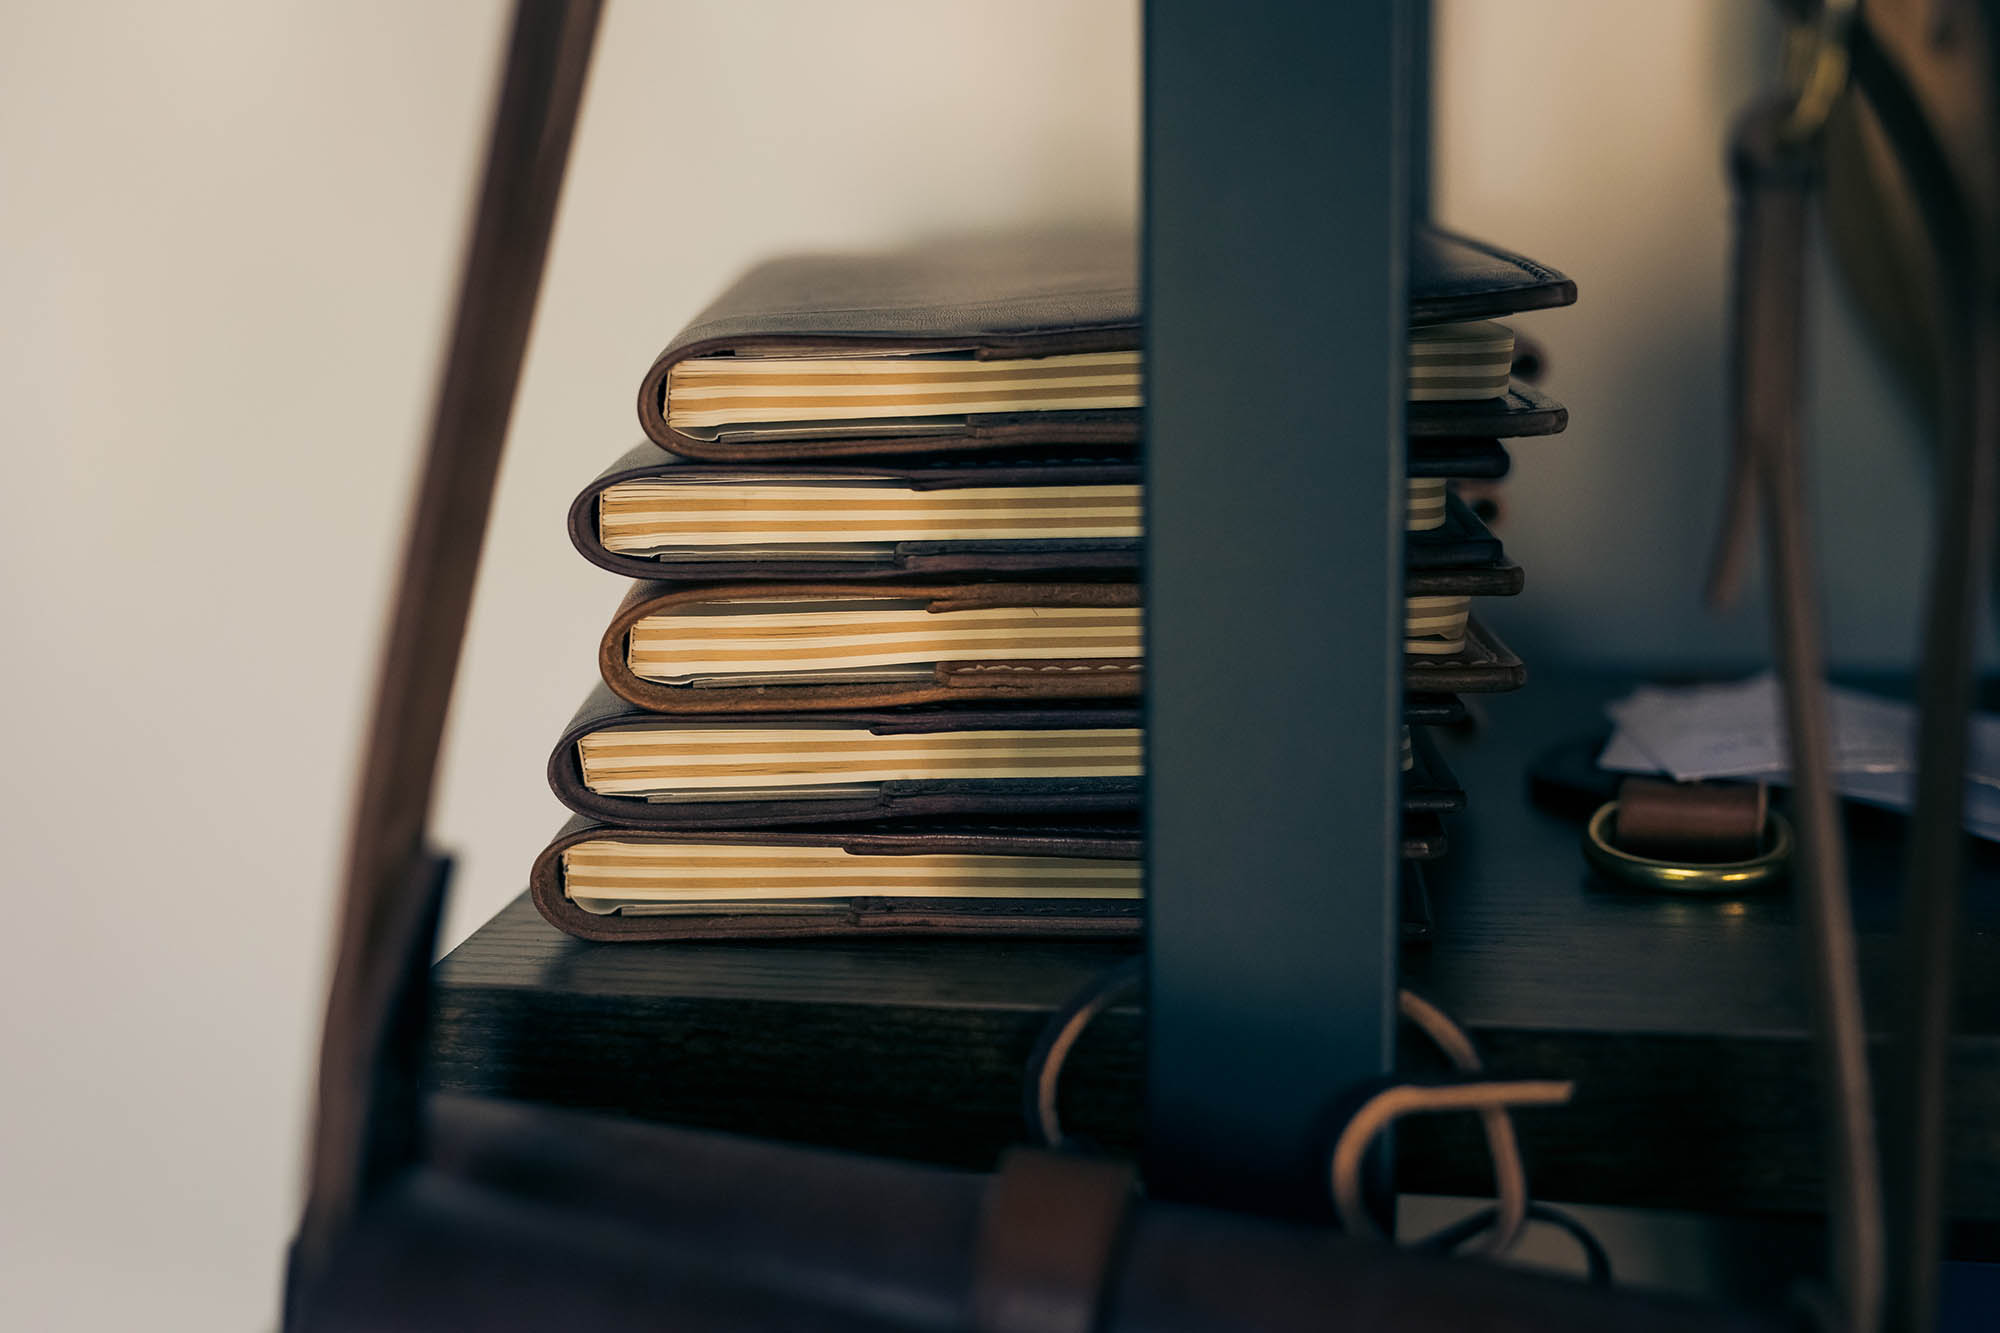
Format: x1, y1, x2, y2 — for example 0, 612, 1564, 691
599, 580, 1143, 714
528, 816, 1144, 943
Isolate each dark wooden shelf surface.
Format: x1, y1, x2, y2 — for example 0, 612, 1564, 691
429, 672, 2000, 1221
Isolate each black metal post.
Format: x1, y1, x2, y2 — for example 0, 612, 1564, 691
1143, 0, 1411, 1218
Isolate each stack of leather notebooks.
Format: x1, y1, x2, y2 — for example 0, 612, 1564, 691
531, 228, 1573, 942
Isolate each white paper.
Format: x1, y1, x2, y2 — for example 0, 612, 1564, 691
1599, 673, 2000, 842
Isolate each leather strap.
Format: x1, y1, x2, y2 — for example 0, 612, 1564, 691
1843, 14, 1997, 1333
296, 0, 602, 1276
1614, 777, 1767, 861
972, 1150, 1135, 1333
1732, 94, 1885, 1333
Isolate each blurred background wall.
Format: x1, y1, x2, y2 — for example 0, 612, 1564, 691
1436, 0, 1955, 675
0, 1, 1949, 1327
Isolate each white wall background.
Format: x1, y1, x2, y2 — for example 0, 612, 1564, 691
0, 3, 1138, 1327
1436, 0, 1957, 673
0, 2, 1945, 1327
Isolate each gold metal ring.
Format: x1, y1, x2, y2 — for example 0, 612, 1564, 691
1583, 801, 1792, 895
1778, 0, 1855, 144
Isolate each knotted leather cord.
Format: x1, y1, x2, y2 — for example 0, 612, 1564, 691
1326, 1078, 1576, 1251
1025, 968, 1557, 1260
1327, 991, 1574, 1256
1392, 990, 1534, 1255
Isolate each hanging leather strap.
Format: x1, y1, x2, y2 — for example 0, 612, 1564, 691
295, 0, 602, 1277
1842, 14, 1996, 1333
973, 1151, 1136, 1333
1729, 96, 1886, 1333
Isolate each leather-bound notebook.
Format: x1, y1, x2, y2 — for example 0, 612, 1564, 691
530, 812, 1450, 942
636, 226, 1573, 461
530, 815, 1144, 942
548, 682, 1460, 829
551, 684, 1140, 828
1408, 383, 1567, 440
571, 443, 1515, 581
1406, 617, 1526, 694
596, 579, 1524, 714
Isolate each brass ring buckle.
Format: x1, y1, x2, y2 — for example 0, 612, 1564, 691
1583, 800, 1793, 895
1778, 0, 1856, 143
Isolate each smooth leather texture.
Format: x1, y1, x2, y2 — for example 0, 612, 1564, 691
295, 1094, 1780, 1333
1614, 776, 1766, 862
530, 813, 1447, 942
598, 581, 1524, 712
529, 812, 1143, 941
598, 580, 1143, 713
572, 441, 1140, 580
1406, 617, 1527, 694
548, 682, 1461, 828
550, 681, 1142, 828
572, 443, 1515, 582
1409, 227, 1578, 325
638, 227, 1573, 461
971, 1151, 1135, 1333
1408, 382, 1568, 439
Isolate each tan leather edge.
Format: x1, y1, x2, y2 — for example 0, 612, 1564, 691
1402, 615, 1527, 695
598, 580, 1144, 714
637, 331, 1142, 462
527, 829, 863, 942
567, 452, 1146, 581
527, 822, 1144, 943
1406, 561, 1524, 598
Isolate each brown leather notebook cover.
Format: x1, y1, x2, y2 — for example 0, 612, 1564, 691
1407, 493, 1514, 573
1407, 382, 1567, 440
597, 580, 1523, 712
571, 442, 1515, 581
570, 443, 1142, 582
549, 682, 1461, 828
549, 683, 1141, 828
529, 813, 1449, 942
599, 579, 1143, 713
1406, 616, 1527, 694
530, 814, 1144, 941
636, 226, 1573, 462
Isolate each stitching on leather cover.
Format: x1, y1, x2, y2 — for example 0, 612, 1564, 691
949, 663, 1138, 674
1432, 228, 1564, 285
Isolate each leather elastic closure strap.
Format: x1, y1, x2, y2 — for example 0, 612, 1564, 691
1614, 776, 1768, 861
972, 1150, 1136, 1333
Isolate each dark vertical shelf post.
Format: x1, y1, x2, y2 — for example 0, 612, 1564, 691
1143, 0, 1411, 1217
1410, 0, 1432, 222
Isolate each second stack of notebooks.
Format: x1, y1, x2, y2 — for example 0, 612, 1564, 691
531, 227, 1573, 941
